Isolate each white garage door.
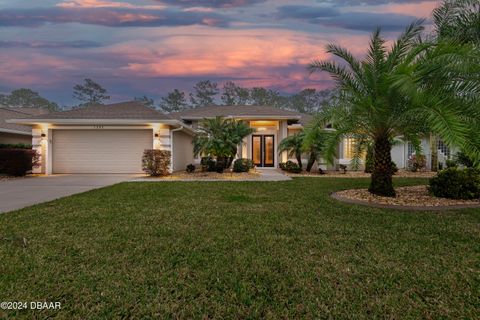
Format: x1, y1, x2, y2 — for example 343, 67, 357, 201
53, 129, 153, 174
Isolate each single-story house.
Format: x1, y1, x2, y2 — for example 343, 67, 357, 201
8, 101, 452, 174
0, 107, 49, 144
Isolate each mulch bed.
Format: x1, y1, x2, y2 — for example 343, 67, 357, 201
139, 170, 261, 181
287, 170, 436, 178
332, 185, 480, 211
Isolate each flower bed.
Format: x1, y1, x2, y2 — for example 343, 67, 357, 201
140, 170, 261, 181
286, 170, 436, 178
333, 185, 480, 210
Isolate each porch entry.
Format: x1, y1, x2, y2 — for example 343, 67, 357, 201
252, 135, 275, 167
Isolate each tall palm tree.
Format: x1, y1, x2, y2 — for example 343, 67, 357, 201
193, 117, 254, 168
278, 133, 304, 169
433, 0, 480, 44
308, 21, 477, 196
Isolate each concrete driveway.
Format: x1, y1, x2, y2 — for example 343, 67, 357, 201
0, 175, 137, 213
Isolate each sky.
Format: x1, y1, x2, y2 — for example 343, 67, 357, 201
0, 0, 439, 106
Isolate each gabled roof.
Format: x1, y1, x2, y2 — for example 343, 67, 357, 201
171, 105, 313, 126
0, 107, 37, 135
3, 107, 50, 116
171, 105, 302, 119
18, 101, 172, 120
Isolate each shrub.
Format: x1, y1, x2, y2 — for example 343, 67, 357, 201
455, 151, 475, 168
233, 158, 254, 173
446, 159, 458, 168
429, 168, 480, 200
408, 154, 426, 172
200, 157, 216, 172
186, 164, 196, 173
279, 160, 302, 173
339, 164, 347, 174
0, 143, 32, 149
142, 149, 171, 176
0, 149, 40, 176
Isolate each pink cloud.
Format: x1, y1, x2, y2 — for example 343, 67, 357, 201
57, 0, 166, 9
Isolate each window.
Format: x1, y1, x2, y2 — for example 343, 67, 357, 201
437, 139, 450, 158
407, 142, 415, 158
343, 138, 355, 159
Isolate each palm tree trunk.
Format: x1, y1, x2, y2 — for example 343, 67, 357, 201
369, 135, 395, 197
296, 152, 303, 170
306, 152, 316, 172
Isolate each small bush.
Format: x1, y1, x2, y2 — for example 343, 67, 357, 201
339, 164, 347, 174
233, 158, 254, 173
0, 149, 40, 176
186, 164, 196, 173
408, 154, 426, 172
446, 159, 457, 168
429, 168, 480, 200
455, 151, 475, 168
279, 160, 302, 173
0, 143, 32, 149
142, 149, 171, 176
200, 157, 216, 172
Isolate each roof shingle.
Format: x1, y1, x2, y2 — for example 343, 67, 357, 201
17, 101, 172, 120
171, 105, 312, 125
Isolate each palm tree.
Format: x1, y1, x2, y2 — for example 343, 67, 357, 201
433, 0, 480, 44
278, 133, 304, 170
302, 124, 326, 172
308, 21, 477, 196
193, 117, 254, 169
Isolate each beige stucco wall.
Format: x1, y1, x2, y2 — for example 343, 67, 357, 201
172, 130, 194, 172
0, 132, 31, 145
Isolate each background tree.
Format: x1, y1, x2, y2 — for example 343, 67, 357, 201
308, 21, 476, 196
190, 80, 219, 108
0, 88, 59, 111
73, 78, 110, 106
249, 87, 280, 106
134, 96, 155, 109
159, 89, 189, 113
221, 81, 250, 105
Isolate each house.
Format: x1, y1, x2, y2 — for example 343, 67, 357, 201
8, 101, 452, 174
171, 105, 316, 168
0, 107, 49, 145
8, 102, 195, 174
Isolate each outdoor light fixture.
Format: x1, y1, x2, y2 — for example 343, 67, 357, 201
154, 133, 159, 138
41, 133, 46, 138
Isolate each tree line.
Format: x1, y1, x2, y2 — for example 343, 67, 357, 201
1, 79, 335, 115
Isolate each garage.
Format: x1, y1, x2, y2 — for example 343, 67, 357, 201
52, 129, 153, 174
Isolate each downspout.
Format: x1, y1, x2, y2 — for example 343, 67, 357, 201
170, 126, 184, 173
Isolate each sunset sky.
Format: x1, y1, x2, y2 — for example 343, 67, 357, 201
0, 0, 439, 106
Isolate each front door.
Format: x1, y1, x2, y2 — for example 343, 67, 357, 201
252, 135, 275, 167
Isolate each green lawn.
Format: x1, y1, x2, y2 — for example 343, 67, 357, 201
0, 178, 478, 318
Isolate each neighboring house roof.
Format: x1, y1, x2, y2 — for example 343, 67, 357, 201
3, 107, 50, 116
0, 107, 38, 135
171, 105, 310, 122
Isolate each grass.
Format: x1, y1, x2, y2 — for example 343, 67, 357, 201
0, 178, 478, 318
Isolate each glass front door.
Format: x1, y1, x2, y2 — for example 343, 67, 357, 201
252, 135, 275, 167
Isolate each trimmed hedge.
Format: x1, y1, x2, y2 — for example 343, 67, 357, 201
0, 149, 40, 176
429, 168, 480, 200
279, 161, 302, 173
233, 158, 254, 173
142, 150, 171, 176
0, 143, 32, 149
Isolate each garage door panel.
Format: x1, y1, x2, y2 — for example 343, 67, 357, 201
53, 130, 153, 174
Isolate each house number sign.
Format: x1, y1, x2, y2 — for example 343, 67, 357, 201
93, 125, 104, 129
